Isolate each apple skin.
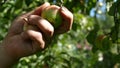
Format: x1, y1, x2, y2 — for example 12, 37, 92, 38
41, 5, 62, 28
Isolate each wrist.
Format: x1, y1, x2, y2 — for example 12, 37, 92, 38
0, 44, 19, 68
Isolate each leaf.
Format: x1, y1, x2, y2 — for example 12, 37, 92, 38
87, 24, 100, 53
108, 2, 116, 16
106, 0, 113, 2
115, 54, 120, 63
25, 0, 33, 6
92, 45, 98, 53
110, 21, 119, 43
101, 37, 112, 51
87, 24, 100, 45
14, 0, 24, 9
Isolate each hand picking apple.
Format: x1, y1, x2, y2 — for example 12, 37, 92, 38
0, 2, 73, 68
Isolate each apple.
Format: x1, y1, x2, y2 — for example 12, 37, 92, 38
23, 5, 62, 31
41, 5, 62, 28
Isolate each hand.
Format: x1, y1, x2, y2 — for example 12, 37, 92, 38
1, 2, 73, 67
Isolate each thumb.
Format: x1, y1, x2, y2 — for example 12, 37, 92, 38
55, 7, 73, 34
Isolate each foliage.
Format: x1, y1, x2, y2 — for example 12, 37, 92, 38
0, 0, 120, 68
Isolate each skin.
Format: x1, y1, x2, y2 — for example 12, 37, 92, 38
0, 2, 73, 68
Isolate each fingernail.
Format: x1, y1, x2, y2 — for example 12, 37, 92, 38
23, 18, 29, 31
23, 18, 28, 23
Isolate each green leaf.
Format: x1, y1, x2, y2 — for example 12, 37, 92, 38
15, 0, 24, 9
87, 24, 100, 45
25, 0, 33, 6
110, 22, 119, 43
108, 2, 116, 16
106, 0, 114, 2
115, 54, 120, 63
101, 37, 112, 51
92, 45, 98, 53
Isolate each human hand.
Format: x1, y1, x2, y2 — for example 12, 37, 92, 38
1, 2, 73, 67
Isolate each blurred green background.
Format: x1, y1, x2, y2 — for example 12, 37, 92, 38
0, 0, 120, 68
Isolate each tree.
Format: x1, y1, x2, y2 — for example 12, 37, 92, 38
0, 0, 120, 68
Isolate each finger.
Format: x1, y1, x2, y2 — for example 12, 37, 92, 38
21, 30, 45, 49
28, 15, 54, 37
33, 2, 50, 15
55, 7, 73, 34
60, 7, 73, 25
7, 3, 50, 36
20, 2, 50, 17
